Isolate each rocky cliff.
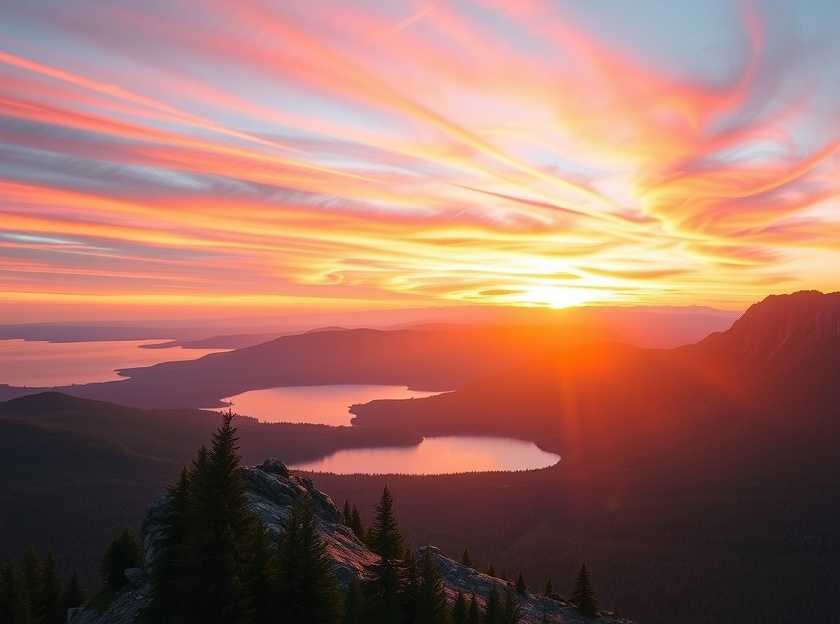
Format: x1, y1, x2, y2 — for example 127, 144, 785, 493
70, 460, 632, 624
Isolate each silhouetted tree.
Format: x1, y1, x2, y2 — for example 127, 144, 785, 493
543, 578, 554, 598
62, 572, 85, 613
453, 591, 467, 624
102, 529, 140, 590
502, 588, 521, 624
343, 577, 364, 624
21, 547, 40, 619
276, 497, 339, 624
343, 500, 353, 527
39, 552, 63, 624
461, 548, 472, 568
244, 523, 276, 622
515, 573, 526, 595
364, 487, 406, 624
192, 412, 260, 623
572, 565, 597, 618
150, 413, 263, 624
484, 583, 501, 624
150, 466, 192, 620
351, 506, 365, 541
467, 593, 481, 624
416, 549, 448, 624
369, 487, 403, 560
487, 564, 496, 577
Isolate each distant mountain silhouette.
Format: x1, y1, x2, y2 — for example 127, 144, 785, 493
351, 291, 840, 480
0, 305, 737, 407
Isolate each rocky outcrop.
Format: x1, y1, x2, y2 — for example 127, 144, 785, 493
425, 546, 632, 623
71, 460, 632, 623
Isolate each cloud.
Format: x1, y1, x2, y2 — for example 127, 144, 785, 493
0, 0, 839, 317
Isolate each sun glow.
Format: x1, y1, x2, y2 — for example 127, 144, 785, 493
0, 1, 839, 320
517, 286, 605, 309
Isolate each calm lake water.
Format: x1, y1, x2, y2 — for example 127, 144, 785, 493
215, 384, 440, 425
0, 338, 228, 387
289, 435, 561, 475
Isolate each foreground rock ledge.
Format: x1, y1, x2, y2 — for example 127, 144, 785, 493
71, 459, 633, 624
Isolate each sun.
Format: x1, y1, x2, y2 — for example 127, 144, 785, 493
518, 286, 601, 309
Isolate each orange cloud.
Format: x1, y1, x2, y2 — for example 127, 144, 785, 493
0, 0, 838, 319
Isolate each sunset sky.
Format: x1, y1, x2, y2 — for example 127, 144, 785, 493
1, 0, 839, 321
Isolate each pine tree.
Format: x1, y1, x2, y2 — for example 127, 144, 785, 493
62, 572, 85, 612
350, 506, 364, 541
461, 548, 472, 568
244, 523, 276, 623
39, 552, 63, 624
152, 413, 263, 624
468, 593, 482, 624
515, 573, 526, 595
343, 577, 364, 624
369, 487, 403, 560
11, 559, 33, 624
21, 547, 40, 622
484, 583, 502, 624
416, 549, 448, 624
102, 529, 140, 590
502, 589, 521, 624
543, 578, 554, 598
150, 466, 192, 621
363, 487, 406, 624
343, 500, 353, 527
276, 497, 339, 624
572, 564, 597, 618
452, 591, 467, 624
191, 412, 259, 623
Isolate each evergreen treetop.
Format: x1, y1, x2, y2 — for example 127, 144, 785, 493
62, 572, 85, 613
343, 500, 353, 527
572, 564, 597, 618
416, 549, 448, 624
350, 506, 365, 541
369, 486, 403, 560
102, 529, 140, 590
276, 497, 340, 624
515, 572, 526, 595
39, 552, 63, 624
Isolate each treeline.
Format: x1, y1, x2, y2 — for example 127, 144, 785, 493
12, 414, 598, 624
0, 548, 85, 624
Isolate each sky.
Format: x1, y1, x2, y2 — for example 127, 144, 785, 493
1, 0, 839, 322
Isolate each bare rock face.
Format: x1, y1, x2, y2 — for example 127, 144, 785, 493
71, 461, 632, 623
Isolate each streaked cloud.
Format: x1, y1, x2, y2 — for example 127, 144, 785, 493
0, 0, 838, 320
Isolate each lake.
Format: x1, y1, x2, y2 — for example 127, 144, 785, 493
214, 384, 440, 425
289, 435, 561, 474
0, 338, 228, 387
